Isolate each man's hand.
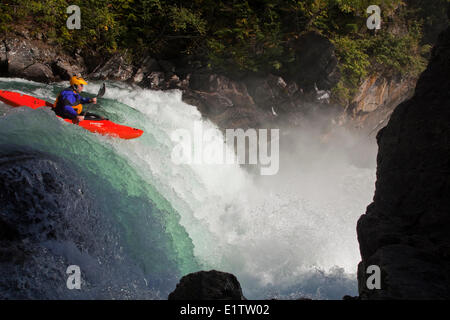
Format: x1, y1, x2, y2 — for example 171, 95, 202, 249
73, 115, 85, 124
90, 97, 97, 104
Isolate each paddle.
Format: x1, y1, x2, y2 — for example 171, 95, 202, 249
82, 83, 107, 120
96, 83, 106, 99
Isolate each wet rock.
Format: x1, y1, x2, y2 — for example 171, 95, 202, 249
52, 59, 85, 81
6, 39, 36, 77
245, 74, 296, 113
23, 63, 54, 83
90, 53, 134, 81
168, 270, 246, 300
132, 56, 160, 83
168, 74, 184, 89
183, 90, 233, 116
183, 72, 273, 129
357, 26, 450, 299
0, 150, 88, 243
144, 71, 166, 90
0, 37, 91, 83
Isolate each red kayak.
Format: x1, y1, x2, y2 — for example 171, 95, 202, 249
0, 90, 143, 140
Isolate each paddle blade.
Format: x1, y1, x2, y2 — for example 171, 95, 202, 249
97, 83, 106, 98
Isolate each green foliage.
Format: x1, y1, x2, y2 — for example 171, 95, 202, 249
0, 0, 446, 101
169, 6, 206, 35
332, 36, 371, 101
205, 1, 285, 75
371, 23, 428, 76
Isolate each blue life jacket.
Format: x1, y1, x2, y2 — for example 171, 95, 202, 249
54, 87, 90, 119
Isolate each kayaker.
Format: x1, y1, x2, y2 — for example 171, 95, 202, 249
54, 75, 97, 124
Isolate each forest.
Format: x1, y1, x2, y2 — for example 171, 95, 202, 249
0, 0, 448, 102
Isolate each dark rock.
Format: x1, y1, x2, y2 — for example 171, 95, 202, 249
90, 53, 134, 81
158, 60, 176, 74
0, 242, 28, 264
144, 71, 166, 90
168, 270, 246, 300
167, 74, 183, 89
0, 41, 7, 75
183, 90, 233, 116
342, 295, 359, 300
285, 31, 340, 91
0, 218, 20, 241
189, 71, 216, 92
23, 63, 54, 83
183, 73, 273, 129
356, 26, 450, 299
0, 41, 6, 63
6, 39, 36, 77
245, 74, 296, 113
132, 56, 160, 83
52, 59, 84, 81
0, 37, 91, 83
0, 150, 91, 244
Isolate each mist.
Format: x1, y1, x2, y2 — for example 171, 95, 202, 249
177, 103, 378, 299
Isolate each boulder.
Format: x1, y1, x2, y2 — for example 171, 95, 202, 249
23, 63, 54, 83
1, 37, 90, 83
144, 71, 166, 90
90, 53, 134, 81
183, 72, 274, 129
183, 90, 233, 116
132, 56, 160, 83
168, 270, 246, 300
6, 38, 36, 77
52, 59, 85, 81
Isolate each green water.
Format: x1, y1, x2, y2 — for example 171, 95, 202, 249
0, 78, 201, 291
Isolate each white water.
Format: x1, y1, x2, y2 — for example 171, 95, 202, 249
0, 78, 376, 299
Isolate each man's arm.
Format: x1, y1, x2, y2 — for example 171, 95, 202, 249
80, 97, 97, 104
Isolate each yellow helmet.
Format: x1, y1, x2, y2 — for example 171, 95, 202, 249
70, 75, 88, 86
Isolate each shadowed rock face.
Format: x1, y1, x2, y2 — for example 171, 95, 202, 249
0, 148, 156, 299
168, 270, 246, 300
284, 31, 340, 91
357, 26, 450, 299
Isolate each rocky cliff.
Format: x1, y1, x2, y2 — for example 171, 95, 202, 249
357, 25, 450, 299
0, 29, 419, 135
